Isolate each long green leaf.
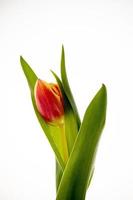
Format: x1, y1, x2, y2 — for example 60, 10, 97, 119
20, 56, 65, 170
61, 46, 81, 128
56, 84, 107, 200
60, 48, 95, 188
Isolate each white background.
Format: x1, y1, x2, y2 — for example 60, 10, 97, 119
0, 0, 133, 199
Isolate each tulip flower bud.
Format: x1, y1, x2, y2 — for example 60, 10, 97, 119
34, 79, 64, 125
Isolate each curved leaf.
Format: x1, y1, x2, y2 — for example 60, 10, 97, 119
20, 56, 65, 170
61, 46, 81, 128
56, 84, 107, 200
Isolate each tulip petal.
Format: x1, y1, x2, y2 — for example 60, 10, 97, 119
56, 85, 107, 200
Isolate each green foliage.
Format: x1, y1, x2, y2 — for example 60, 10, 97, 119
56, 85, 107, 200
20, 48, 107, 200
20, 54, 79, 190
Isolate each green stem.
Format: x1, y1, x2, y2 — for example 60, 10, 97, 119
59, 123, 69, 164
56, 122, 68, 193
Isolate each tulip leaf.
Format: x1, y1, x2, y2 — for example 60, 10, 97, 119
56, 160, 63, 192
61, 46, 81, 129
20, 56, 37, 93
20, 56, 66, 170
87, 167, 95, 188
60, 48, 95, 189
56, 84, 107, 200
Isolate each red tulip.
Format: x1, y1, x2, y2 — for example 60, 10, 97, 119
34, 79, 64, 125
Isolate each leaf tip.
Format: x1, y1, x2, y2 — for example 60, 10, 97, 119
50, 69, 56, 78
20, 55, 24, 62
61, 45, 65, 61
101, 83, 107, 97
62, 44, 64, 52
20, 56, 26, 69
102, 83, 106, 89
101, 84, 107, 115
20, 55, 23, 64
